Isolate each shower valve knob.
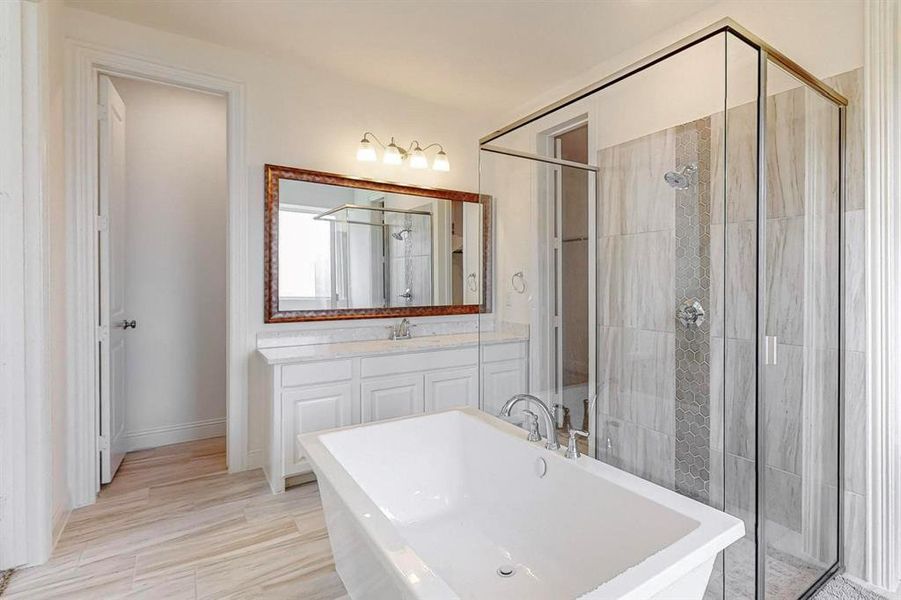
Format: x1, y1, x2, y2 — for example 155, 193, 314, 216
676, 299, 706, 329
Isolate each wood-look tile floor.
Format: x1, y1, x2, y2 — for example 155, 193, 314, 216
5, 437, 348, 600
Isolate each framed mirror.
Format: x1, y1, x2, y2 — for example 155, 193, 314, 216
264, 165, 490, 323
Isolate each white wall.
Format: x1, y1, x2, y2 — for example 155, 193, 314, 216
61, 6, 493, 468
43, 0, 69, 552
110, 76, 228, 450
497, 0, 864, 130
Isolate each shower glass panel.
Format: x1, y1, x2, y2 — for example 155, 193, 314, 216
477, 20, 845, 600
761, 60, 841, 598
478, 149, 596, 449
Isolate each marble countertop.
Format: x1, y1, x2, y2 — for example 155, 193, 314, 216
256, 330, 528, 365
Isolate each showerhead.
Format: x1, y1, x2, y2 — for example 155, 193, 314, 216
664, 163, 698, 190
391, 228, 412, 240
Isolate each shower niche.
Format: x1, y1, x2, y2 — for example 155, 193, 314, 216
477, 19, 846, 600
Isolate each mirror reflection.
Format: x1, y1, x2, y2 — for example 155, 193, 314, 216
275, 177, 483, 315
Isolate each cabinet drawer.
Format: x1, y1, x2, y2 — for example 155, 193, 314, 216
281, 359, 352, 388
481, 341, 527, 363
282, 383, 353, 475
361, 346, 477, 378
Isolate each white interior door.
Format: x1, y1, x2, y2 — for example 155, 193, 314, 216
98, 75, 129, 484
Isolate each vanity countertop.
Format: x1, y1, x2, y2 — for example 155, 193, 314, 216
256, 330, 528, 365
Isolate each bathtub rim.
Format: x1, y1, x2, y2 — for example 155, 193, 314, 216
299, 407, 744, 599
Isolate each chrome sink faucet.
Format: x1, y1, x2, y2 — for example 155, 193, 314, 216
498, 394, 560, 450
387, 318, 414, 341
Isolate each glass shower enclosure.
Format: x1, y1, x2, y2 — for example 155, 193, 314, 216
476, 19, 846, 600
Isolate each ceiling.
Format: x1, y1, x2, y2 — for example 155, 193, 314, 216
65, 0, 719, 114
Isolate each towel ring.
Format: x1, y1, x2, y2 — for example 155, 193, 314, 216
511, 271, 526, 294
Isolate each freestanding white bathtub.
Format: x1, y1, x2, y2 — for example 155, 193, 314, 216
299, 408, 744, 599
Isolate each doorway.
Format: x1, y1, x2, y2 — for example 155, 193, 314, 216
95, 75, 227, 484
551, 125, 591, 446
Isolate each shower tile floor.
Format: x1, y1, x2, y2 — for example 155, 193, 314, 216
705, 536, 835, 600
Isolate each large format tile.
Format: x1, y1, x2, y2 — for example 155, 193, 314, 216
765, 343, 803, 475
766, 87, 806, 219
766, 216, 805, 346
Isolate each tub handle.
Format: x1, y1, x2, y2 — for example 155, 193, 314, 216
522, 410, 541, 442
565, 429, 590, 460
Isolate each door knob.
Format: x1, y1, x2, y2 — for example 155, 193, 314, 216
119, 319, 137, 330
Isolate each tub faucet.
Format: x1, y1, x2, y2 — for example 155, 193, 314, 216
498, 394, 560, 451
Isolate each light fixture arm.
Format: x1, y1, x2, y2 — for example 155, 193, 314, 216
361, 131, 387, 150
416, 142, 445, 154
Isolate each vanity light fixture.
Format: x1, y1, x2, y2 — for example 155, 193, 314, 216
356, 132, 450, 172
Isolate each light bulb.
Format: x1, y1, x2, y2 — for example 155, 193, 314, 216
356, 137, 377, 162
383, 141, 403, 165
409, 146, 428, 169
432, 150, 450, 172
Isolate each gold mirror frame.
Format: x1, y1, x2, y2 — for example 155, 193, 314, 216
264, 164, 491, 323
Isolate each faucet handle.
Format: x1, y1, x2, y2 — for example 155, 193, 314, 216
565, 429, 590, 459
521, 410, 541, 442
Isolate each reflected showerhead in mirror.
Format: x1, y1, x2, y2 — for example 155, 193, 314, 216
391, 228, 413, 240
664, 163, 698, 190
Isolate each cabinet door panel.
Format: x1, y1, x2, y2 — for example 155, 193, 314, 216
481, 359, 528, 416
283, 383, 353, 475
425, 367, 479, 412
361, 375, 424, 422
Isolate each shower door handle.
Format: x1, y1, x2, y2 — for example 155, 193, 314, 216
765, 336, 778, 366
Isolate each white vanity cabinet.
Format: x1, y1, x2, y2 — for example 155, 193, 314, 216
256, 334, 528, 493
361, 374, 425, 422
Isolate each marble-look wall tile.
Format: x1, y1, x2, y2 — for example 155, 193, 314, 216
725, 338, 756, 460
597, 326, 674, 434
843, 491, 867, 578
596, 326, 626, 419
597, 417, 674, 490
709, 223, 725, 338
598, 129, 675, 236
766, 87, 806, 219
710, 103, 758, 225
844, 351, 866, 495
824, 69, 864, 211
622, 230, 675, 333
725, 453, 756, 539
709, 337, 724, 454
725, 221, 757, 341
766, 465, 802, 532
597, 236, 623, 327
766, 216, 805, 345
844, 210, 866, 353
709, 448, 724, 510
765, 344, 803, 475
625, 328, 675, 435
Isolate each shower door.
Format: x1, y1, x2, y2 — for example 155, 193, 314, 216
759, 58, 842, 599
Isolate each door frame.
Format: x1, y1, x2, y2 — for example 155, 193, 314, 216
66, 40, 249, 507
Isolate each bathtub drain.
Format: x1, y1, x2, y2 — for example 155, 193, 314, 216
497, 565, 516, 578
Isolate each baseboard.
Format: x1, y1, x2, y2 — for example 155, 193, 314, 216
124, 417, 226, 452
